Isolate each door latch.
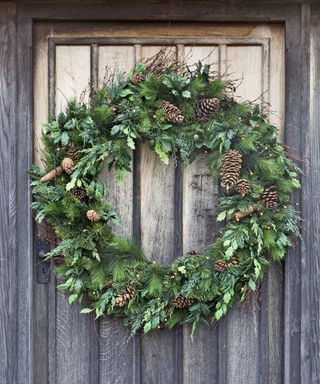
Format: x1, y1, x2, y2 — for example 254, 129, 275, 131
36, 239, 51, 284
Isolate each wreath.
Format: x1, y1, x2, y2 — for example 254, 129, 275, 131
30, 50, 301, 335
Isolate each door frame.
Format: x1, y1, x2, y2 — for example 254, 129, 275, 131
10, 2, 310, 383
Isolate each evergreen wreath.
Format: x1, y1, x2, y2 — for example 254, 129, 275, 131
30, 50, 301, 335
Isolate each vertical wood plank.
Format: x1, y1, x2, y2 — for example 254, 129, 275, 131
301, 4, 320, 384
283, 14, 302, 384
0, 4, 18, 384
182, 154, 220, 384
140, 143, 177, 384
33, 22, 55, 384
226, 45, 263, 102
97, 44, 136, 384
53, 44, 98, 384
55, 46, 91, 113
16, 10, 37, 384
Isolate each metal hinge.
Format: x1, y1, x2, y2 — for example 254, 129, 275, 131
35, 239, 51, 284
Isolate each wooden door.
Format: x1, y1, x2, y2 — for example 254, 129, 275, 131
33, 22, 284, 384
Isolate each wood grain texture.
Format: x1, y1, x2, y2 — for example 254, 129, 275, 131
55, 46, 91, 114
97, 45, 136, 384
54, 44, 99, 384
0, 4, 18, 384
302, 5, 320, 384
182, 154, 220, 384
140, 141, 178, 384
283, 13, 303, 384
55, 294, 98, 384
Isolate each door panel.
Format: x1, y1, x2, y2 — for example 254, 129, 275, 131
33, 22, 284, 384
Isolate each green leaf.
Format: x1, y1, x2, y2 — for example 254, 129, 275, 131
68, 294, 78, 304
223, 291, 231, 304
81, 307, 94, 314
120, 88, 134, 97
143, 321, 152, 333
248, 279, 256, 291
182, 90, 191, 98
217, 211, 227, 222
155, 141, 169, 165
127, 136, 135, 149
215, 308, 223, 320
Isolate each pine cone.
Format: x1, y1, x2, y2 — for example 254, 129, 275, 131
72, 187, 86, 202
131, 72, 145, 85
62, 157, 74, 175
214, 259, 228, 271
115, 286, 135, 307
262, 183, 278, 209
186, 250, 199, 256
228, 256, 238, 267
66, 145, 82, 161
162, 101, 184, 124
220, 149, 242, 191
236, 179, 251, 196
195, 98, 220, 120
86, 209, 101, 222
172, 295, 194, 309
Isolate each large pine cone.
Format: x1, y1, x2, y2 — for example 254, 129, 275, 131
172, 295, 194, 309
262, 183, 278, 209
115, 286, 135, 307
131, 72, 145, 85
162, 101, 184, 124
236, 179, 251, 196
62, 157, 74, 175
195, 98, 220, 120
220, 149, 242, 191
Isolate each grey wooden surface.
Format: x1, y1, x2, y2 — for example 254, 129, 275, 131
0, 1, 319, 384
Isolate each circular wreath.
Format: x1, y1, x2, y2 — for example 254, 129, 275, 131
30, 51, 301, 335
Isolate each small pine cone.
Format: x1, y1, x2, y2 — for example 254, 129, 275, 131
131, 72, 145, 85
220, 149, 242, 191
115, 286, 135, 307
195, 98, 220, 120
262, 183, 279, 209
228, 256, 238, 267
62, 157, 74, 175
162, 101, 184, 124
112, 105, 120, 114
214, 259, 228, 271
186, 250, 199, 256
66, 145, 82, 161
72, 187, 86, 202
236, 179, 251, 196
86, 209, 101, 222
172, 295, 194, 309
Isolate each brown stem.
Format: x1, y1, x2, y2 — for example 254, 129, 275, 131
234, 204, 257, 221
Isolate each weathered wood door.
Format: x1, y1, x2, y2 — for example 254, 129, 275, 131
33, 22, 284, 384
